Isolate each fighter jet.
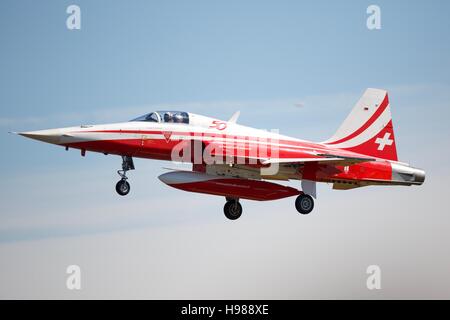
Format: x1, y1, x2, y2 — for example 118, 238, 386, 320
16, 88, 425, 220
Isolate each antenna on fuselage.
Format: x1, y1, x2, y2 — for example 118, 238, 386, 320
228, 111, 240, 124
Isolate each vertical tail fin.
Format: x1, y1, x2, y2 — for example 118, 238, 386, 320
323, 88, 398, 161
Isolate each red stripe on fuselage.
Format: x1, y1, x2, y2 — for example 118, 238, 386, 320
66, 138, 395, 184
66, 138, 324, 162
65, 129, 383, 162
70, 129, 328, 151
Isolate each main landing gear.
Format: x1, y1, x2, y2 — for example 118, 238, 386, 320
116, 156, 135, 196
222, 193, 314, 220
224, 198, 242, 220
295, 193, 314, 215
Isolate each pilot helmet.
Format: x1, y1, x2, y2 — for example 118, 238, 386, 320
164, 112, 173, 122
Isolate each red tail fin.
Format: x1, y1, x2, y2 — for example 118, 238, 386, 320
323, 88, 398, 161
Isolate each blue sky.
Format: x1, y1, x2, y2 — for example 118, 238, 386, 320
1, 0, 449, 168
0, 1, 450, 298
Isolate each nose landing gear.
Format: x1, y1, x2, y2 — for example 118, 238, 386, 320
116, 179, 130, 196
116, 156, 134, 196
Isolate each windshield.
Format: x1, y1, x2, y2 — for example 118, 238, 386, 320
130, 111, 189, 124
130, 112, 160, 122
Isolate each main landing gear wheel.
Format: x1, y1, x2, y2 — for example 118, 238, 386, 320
115, 156, 135, 196
224, 200, 242, 220
295, 194, 314, 215
116, 179, 130, 196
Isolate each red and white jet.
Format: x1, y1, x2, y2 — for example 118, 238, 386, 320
16, 88, 425, 220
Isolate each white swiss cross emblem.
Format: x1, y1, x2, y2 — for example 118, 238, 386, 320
375, 132, 393, 151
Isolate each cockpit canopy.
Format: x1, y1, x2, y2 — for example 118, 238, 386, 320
130, 111, 189, 124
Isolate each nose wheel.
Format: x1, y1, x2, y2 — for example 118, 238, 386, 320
115, 156, 134, 196
295, 193, 314, 214
224, 199, 242, 220
116, 179, 130, 196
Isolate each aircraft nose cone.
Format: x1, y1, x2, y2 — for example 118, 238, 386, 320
18, 129, 62, 145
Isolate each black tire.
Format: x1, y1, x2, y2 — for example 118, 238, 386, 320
295, 194, 314, 214
224, 201, 242, 220
116, 180, 130, 196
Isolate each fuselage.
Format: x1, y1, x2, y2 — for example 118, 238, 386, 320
19, 111, 425, 188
